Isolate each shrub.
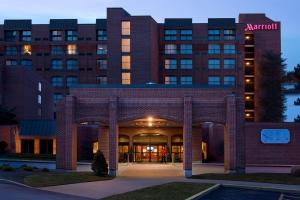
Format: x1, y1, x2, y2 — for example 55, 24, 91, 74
291, 166, 300, 177
41, 168, 50, 172
23, 166, 34, 171
91, 150, 108, 176
0, 141, 8, 154
2, 165, 13, 171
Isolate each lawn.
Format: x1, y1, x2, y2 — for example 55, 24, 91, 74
192, 173, 300, 185
103, 182, 214, 200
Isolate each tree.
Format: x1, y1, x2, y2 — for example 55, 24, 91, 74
294, 115, 300, 122
294, 64, 300, 91
256, 51, 286, 122
91, 150, 108, 176
0, 105, 18, 125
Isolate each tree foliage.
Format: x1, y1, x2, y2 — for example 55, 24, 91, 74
294, 115, 300, 123
257, 51, 286, 122
0, 105, 18, 125
91, 150, 108, 176
294, 64, 300, 91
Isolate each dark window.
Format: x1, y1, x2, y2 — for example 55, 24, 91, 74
224, 76, 236, 86
208, 29, 220, 40
180, 76, 192, 85
97, 59, 107, 69
97, 30, 107, 41
5, 31, 16, 42
51, 46, 64, 55
180, 30, 192, 40
208, 76, 221, 85
224, 44, 236, 54
180, 59, 192, 69
164, 30, 177, 41
66, 30, 77, 41
180, 44, 192, 54
224, 59, 235, 69
54, 93, 64, 104
208, 59, 220, 69
51, 30, 63, 41
40, 139, 53, 155
21, 31, 31, 42
96, 76, 107, 84
21, 139, 34, 154
224, 29, 236, 40
66, 76, 78, 87
21, 59, 32, 70
66, 59, 78, 70
5, 46, 17, 55
51, 59, 63, 70
51, 76, 63, 87
208, 44, 220, 54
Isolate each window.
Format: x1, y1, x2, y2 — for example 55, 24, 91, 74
40, 139, 53, 155
51, 30, 63, 41
97, 59, 107, 70
122, 56, 131, 70
51, 76, 63, 87
67, 44, 77, 55
224, 59, 235, 69
22, 45, 32, 55
121, 21, 130, 35
5, 47, 17, 55
180, 59, 192, 69
121, 39, 130, 53
224, 44, 236, 54
208, 59, 220, 69
180, 76, 192, 85
51, 46, 64, 55
38, 95, 42, 104
5, 31, 17, 41
224, 76, 236, 86
164, 59, 177, 69
180, 44, 192, 54
122, 73, 131, 85
165, 44, 177, 54
21, 31, 31, 42
38, 108, 42, 117
66, 59, 78, 70
208, 29, 220, 40
21, 139, 34, 154
97, 44, 107, 55
208, 44, 220, 54
224, 29, 235, 40
96, 76, 108, 84
164, 30, 177, 41
97, 30, 107, 40
66, 76, 79, 87
164, 76, 177, 85
38, 82, 42, 92
5, 59, 17, 66
51, 60, 63, 70
208, 76, 220, 85
21, 59, 32, 70
53, 93, 63, 104
180, 30, 192, 40
66, 30, 77, 41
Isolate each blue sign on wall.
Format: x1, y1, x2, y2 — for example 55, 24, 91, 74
260, 129, 290, 144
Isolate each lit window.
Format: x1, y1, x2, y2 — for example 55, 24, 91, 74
121, 39, 130, 53
122, 73, 131, 85
66, 30, 77, 41
165, 44, 177, 54
121, 21, 131, 35
208, 76, 220, 85
208, 44, 220, 54
5, 59, 17, 66
208, 29, 220, 40
224, 76, 236, 86
66, 76, 79, 87
53, 93, 63, 104
51, 46, 64, 55
38, 95, 42, 104
180, 30, 192, 41
22, 45, 32, 55
224, 44, 236, 54
67, 44, 77, 55
5, 47, 17, 56
51, 30, 63, 41
165, 76, 177, 85
122, 56, 131, 70
180, 59, 192, 69
97, 44, 107, 55
224, 29, 235, 40
51, 76, 63, 87
97, 59, 107, 70
5, 31, 16, 41
180, 44, 192, 54
164, 30, 177, 41
51, 59, 63, 70
180, 76, 192, 85
21, 31, 31, 42
38, 82, 42, 92
21, 59, 32, 70
208, 59, 220, 69
97, 30, 107, 41
224, 59, 236, 69
164, 59, 177, 69
66, 59, 78, 70
96, 76, 107, 84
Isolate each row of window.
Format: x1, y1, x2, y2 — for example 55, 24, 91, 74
165, 44, 192, 54
164, 44, 236, 55
208, 29, 236, 41
164, 29, 192, 41
164, 75, 236, 86
51, 76, 79, 87
208, 44, 236, 54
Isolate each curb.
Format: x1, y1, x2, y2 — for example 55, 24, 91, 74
185, 184, 221, 200
0, 179, 33, 189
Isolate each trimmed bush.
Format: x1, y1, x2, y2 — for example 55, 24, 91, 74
91, 150, 108, 176
23, 166, 34, 171
41, 168, 50, 172
2, 165, 13, 171
291, 166, 300, 177
0, 141, 8, 154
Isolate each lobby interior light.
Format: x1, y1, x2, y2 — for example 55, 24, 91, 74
245, 79, 251, 83
148, 117, 153, 122
245, 113, 251, 117
245, 35, 251, 40
148, 122, 153, 127
245, 96, 251, 100
246, 62, 251, 66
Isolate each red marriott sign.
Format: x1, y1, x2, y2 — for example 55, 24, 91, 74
245, 23, 279, 31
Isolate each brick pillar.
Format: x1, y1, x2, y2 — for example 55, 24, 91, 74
183, 96, 192, 177
192, 128, 202, 162
34, 138, 40, 155
98, 126, 109, 162
109, 97, 118, 176
56, 95, 77, 170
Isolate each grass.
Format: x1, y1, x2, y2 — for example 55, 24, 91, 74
192, 173, 300, 185
24, 172, 113, 187
103, 182, 214, 200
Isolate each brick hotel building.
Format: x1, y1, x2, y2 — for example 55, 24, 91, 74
1, 8, 299, 177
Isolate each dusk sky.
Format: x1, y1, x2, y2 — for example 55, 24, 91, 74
1, 0, 299, 71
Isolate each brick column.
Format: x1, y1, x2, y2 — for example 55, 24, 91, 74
98, 126, 109, 162
109, 97, 118, 177
56, 95, 77, 170
192, 128, 202, 162
183, 96, 192, 177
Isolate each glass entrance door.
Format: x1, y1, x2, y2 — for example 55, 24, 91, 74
134, 144, 165, 162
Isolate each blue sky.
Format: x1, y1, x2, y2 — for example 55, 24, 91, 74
1, 0, 299, 71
